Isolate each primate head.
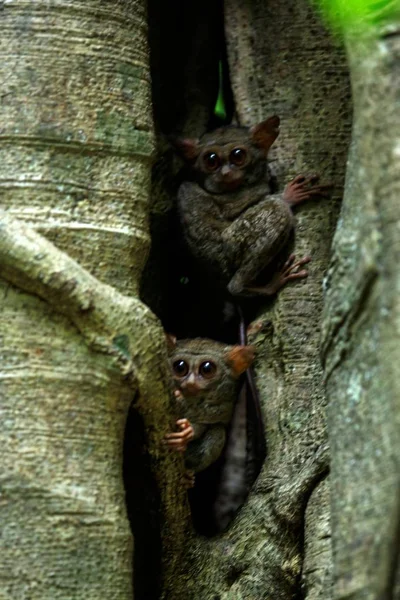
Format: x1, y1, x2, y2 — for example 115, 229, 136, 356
172, 116, 280, 194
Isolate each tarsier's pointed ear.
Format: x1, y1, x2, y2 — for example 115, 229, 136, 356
169, 136, 200, 161
227, 345, 256, 376
165, 333, 177, 353
250, 115, 280, 154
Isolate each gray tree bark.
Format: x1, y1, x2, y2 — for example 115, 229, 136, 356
322, 8, 400, 599
0, 2, 187, 599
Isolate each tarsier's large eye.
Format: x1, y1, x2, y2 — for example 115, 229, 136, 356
173, 360, 189, 378
203, 152, 220, 171
199, 361, 217, 379
229, 147, 247, 166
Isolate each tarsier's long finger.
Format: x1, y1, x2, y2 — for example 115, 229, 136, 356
308, 185, 332, 193
165, 439, 189, 452
290, 190, 329, 202
183, 470, 195, 489
283, 270, 308, 282
165, 431, 188, 440
290, 174, 307, 185
290, 174, 320, 187
288, 256, 311, 271
165, 438, 187, 446
282, 253, 296, 270
313, 182, 333, 190
166, 432, 193, 445
282, 255, 311, 274
295, 189, 323, 197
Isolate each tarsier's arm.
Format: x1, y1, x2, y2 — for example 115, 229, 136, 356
178, 181, 228, 237
184, 424, 226, 473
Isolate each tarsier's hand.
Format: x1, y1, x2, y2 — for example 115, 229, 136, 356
283, 174, 332, 206
164, 418, 194, 453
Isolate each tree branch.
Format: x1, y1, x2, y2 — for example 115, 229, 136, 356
0, 208, 191, 592
0, 208, 158, 374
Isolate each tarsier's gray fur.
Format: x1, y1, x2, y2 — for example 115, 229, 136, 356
169, 338, 251, 474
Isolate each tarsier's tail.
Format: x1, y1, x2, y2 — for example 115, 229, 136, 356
212, 304, 267, 531
237, 303, 267, 486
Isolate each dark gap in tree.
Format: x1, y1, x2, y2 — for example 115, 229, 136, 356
136, 0, 262, 539
123, 400, 162, 600
141, 0, 231, 342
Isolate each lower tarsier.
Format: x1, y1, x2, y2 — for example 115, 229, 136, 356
165, 116, 330, 527
165, 337, 255, 487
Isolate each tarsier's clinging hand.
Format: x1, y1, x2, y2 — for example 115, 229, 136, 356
165, 337, 255, 487
173, 116, 331, 297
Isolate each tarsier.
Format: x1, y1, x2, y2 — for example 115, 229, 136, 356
165, 337, 255, 487
173, 115, 330, 296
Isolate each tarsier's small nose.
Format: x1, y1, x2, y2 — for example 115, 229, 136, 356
221, 164, 232, 177
181, 378, 200, 396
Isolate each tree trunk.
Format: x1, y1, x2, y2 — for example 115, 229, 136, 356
322, 9, 400, 599
0, 2, 186, 599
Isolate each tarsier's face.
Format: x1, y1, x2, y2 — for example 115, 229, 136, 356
168, 338, 255, 403
171, 353, 221, 397
174, 116, 280, 195
194, 130, 260, 194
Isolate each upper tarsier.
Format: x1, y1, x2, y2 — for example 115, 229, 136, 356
173, 115, 330, 297
165, 337, 254, 487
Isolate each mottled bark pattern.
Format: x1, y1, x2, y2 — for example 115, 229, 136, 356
0, 0, 152, 296
0, 280, 135, 600
322, 18, 400, 599
0, 2, 187, 599
302, 480, 332, 600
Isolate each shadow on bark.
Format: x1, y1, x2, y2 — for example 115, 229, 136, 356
124, 398, 163, 600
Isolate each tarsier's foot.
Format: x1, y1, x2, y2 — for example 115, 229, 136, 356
283, 174, 332, 206
247, 320, 264, 337
164, 418, 194, 453
183, 469, 196, 489
245, 254, 311, 296
266, 254, 311, 294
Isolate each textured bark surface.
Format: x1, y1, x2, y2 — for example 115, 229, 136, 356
0, 2, 186, 599
302, 480, 332, 600
322, 13, 400, 599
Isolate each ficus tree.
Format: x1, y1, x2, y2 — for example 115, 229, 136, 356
0, 1, 186, 598
0, 0, 399, 599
